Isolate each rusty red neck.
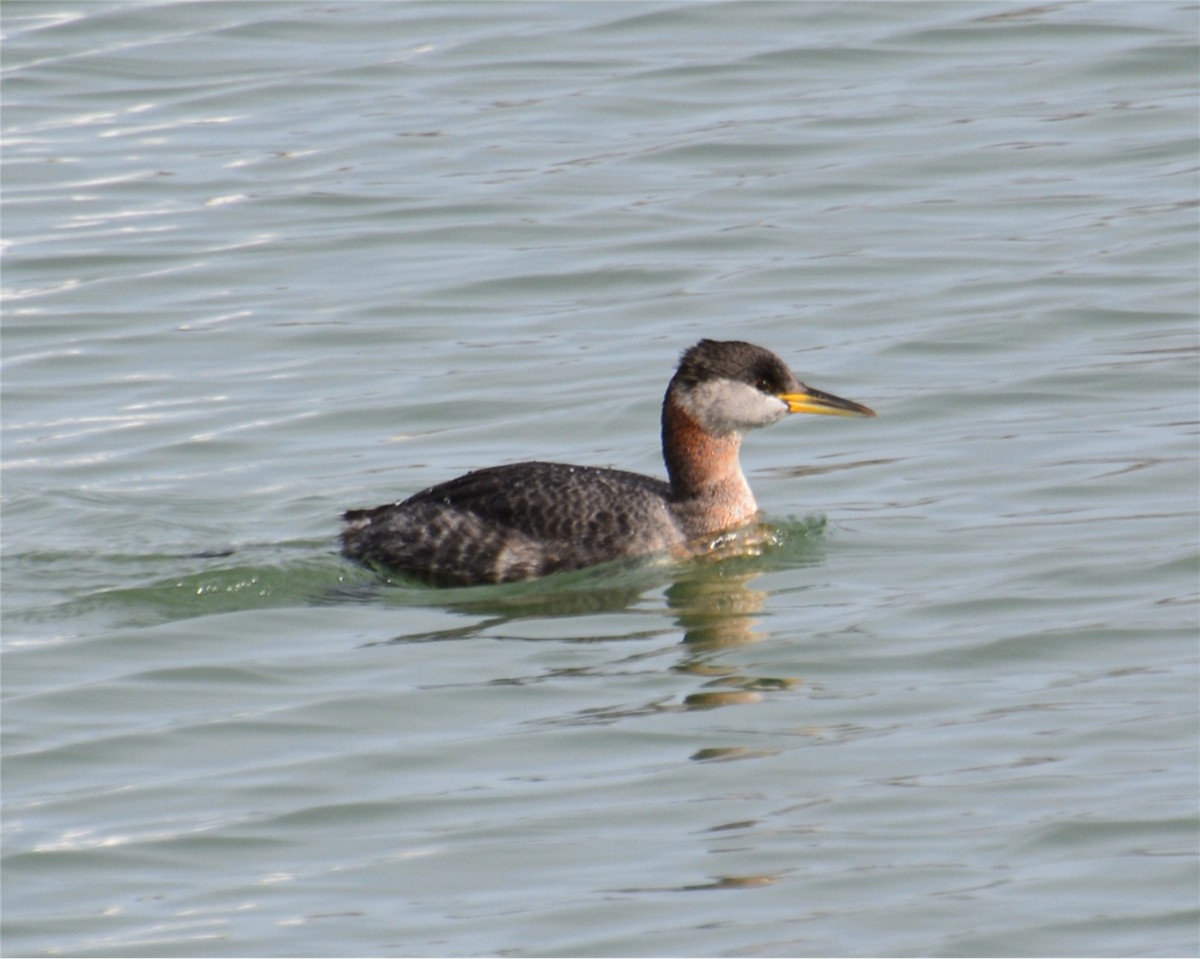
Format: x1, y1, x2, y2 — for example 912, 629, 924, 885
661, 395, 758, 534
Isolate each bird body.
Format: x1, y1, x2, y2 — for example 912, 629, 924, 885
342, 339, 874, 586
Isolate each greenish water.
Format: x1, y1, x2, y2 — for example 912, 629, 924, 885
4, 2, 1197, 956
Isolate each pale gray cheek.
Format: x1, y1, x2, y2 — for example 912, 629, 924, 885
680, 381, 787, 434
723, 387, 788, 432
742, 396, 788, 432
758, 396, 789, 427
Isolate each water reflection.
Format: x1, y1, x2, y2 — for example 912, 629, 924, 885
364, 517, 829, 730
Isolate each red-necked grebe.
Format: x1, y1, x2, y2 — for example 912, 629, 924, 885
341, 339, 875, 586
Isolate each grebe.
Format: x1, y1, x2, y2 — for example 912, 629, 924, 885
341, 339, 874, 586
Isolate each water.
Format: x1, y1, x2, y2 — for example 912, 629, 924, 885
3, 2, 1197, 956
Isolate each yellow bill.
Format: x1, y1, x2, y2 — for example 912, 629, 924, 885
779, 385, 876, 418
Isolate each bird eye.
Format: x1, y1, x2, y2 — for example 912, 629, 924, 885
755, 378, 772, 393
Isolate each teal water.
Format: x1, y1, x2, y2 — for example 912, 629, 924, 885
3, 2, 1197, 956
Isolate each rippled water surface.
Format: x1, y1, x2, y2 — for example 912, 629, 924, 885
4, 3, 1197, 956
